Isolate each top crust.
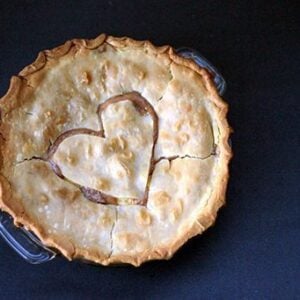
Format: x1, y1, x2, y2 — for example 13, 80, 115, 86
0, 34, 232, 266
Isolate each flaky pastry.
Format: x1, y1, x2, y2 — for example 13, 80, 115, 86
0, 34, 232, 266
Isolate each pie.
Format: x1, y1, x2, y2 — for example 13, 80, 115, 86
0, 34, 232, 266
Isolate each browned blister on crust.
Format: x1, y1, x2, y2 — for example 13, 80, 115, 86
0, 34, 232, 266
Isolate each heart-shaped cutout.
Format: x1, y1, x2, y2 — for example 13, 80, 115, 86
47, 92, 158, 205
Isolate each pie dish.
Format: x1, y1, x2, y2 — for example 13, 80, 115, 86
0, 34, 232, 266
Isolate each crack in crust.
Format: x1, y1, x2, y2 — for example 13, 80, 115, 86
108, 207, 118, 258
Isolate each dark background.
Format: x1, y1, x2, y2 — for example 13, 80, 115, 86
0, 1, 299, 299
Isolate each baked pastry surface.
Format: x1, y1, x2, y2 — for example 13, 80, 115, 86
0, 34, 232, 266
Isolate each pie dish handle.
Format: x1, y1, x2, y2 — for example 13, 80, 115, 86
0, 211, 56, 264
176, 47, 226, 95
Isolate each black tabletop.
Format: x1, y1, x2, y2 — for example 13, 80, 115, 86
0, 1, 299, 299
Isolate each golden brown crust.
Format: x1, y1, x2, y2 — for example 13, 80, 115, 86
0, 34, 232, 266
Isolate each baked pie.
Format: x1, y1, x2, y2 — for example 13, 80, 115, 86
0, 34, 232, 266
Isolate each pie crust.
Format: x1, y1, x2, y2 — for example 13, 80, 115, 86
0, 34, 232, 266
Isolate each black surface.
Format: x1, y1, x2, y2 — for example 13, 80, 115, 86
0, 1, 299, 299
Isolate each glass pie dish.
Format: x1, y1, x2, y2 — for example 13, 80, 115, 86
0, 47, 227, 264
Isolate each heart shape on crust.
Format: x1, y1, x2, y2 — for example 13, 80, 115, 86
47, 92, 158, 205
